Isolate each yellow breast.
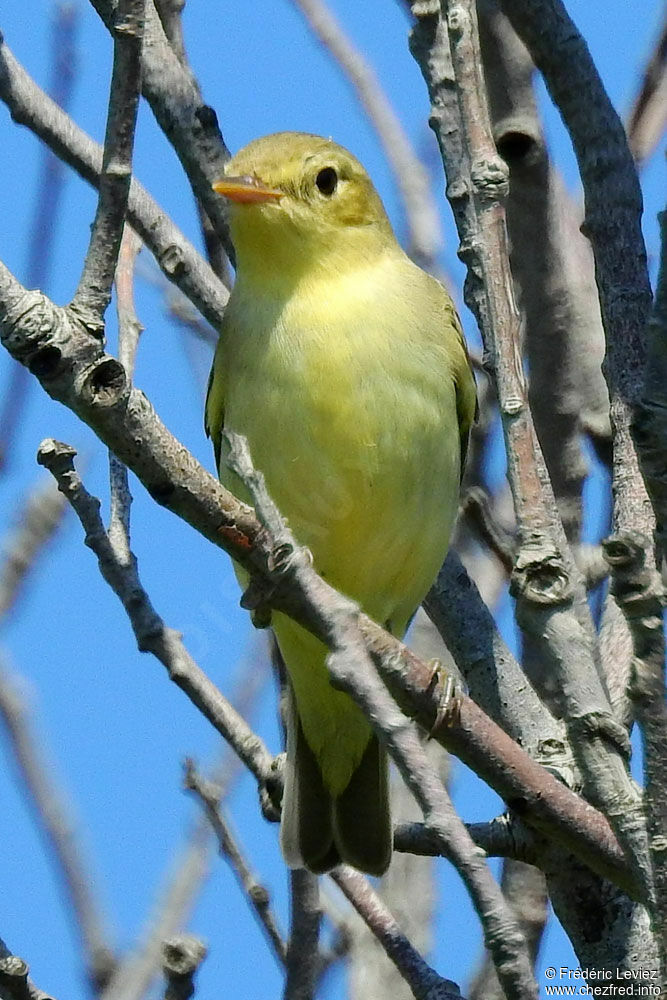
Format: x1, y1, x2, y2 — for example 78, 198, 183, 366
210, 249, 465, 791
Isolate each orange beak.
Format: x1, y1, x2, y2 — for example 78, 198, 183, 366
212, 175, 283, 204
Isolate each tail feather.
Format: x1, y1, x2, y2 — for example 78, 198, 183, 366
280, 693, 391, 876
280, 709, 340, 872
333, 735, 391, 877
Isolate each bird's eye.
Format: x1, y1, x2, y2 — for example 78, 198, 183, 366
315, 167, 338, 196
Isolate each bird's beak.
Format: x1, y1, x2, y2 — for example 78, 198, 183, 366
212, 175, 283, 204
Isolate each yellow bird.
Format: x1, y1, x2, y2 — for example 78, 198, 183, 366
206, 132, 476, 876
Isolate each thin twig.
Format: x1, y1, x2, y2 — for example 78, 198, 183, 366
184, 761, 287, 966
100, 653, 266, 1000
394, 815, 539, 866
72, 0, 145, 329
0, 658, 115, 991
35, 438, 274, 789
0, 936, 57, 1000
152, 0, 231, 285
627, 11, 667, 167
477, 0, 607, 546
460, 486, 514, 573
108, 226, 144, 562
161, 935, 207, 1000
331, 868, 465, 1000
100, 820, 212, 1000
290, 0, 441, 269
0, 478, 67, 621
469, 860, 547, 1000
153, 0, 187, 65
0, 37, 229, 329
88, 0, 234, 262
0, 4, 79, 475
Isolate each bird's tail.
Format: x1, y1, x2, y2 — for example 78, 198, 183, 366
280, 700, 391, 876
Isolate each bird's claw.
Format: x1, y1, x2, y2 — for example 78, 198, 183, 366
240, 578, 273, 629
425, 659, 461, 737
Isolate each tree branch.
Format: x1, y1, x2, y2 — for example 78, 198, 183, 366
497, 0, 654, 544
604, 531, 667, 972
0, 478, 66, 621
332, 868, 465, 1000
284, 869, 321, 1000
0, 659, 115, 991
290, 0, 441, 269
0, 5, 79, 475
634, 209, 667, 564
0, 937, 56, 1000
395, 814, 540, 865
0, 37, 229, 329
160, 935, 207, 1000
72, 0, 145, 329
184, 761, 287, 966
409, 0, 650, 903
35, 437, 274, 790
88, 0, 234, 262
627, 11, 667, 167
100, 820, 212, 1000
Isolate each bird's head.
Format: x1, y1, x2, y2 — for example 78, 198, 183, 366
213, 132, 395, 281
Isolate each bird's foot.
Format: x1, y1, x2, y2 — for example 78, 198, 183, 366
425, 659, 462, 737
259, 753, 284, 822
239, 577, 274, 629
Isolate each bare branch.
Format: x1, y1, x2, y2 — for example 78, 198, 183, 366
35, 437, 274, 789
0, 38, 229, 328
478, 0, 608, 544
395, 814, 540, 865
0, 659, 115, 991
88, 0, 234, 262
0, 4, 79, 475
153, 0, 187, 65
634, 209, 667, 564
184, 761, 287, 965
0, 936, 58, 1000
289, 0, 441, 268
627, 12, 667, 167
284, 869, 321, 1000
100, 821, 212, 1000
469, 860, 547, 1000
0, 478, 67, 621
497, 0, 654, 545
460, 486, 514, 573
161, 935, 207, 1000
332, 868, 465, 1000
604, 532, 667, 968
0, 950, 56, 1000
409, 0, 650, 902
72, 0, 145, 328
152, 0, 231, 286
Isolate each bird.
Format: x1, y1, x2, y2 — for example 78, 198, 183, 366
206, 132, 476, 876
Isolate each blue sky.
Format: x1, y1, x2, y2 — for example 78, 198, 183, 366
0, 1, 664, 998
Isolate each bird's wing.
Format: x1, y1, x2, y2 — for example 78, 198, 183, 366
452, 312, 478, 482
204, 344, 225, 471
